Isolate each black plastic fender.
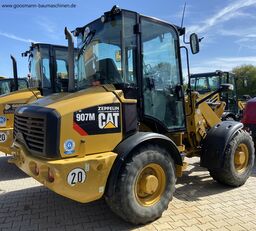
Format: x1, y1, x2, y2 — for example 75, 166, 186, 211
201, 121, 243, 169
105, 132, 182, 197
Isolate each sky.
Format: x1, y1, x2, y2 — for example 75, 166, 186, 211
0, 0, 256, 79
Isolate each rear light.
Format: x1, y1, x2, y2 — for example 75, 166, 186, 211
48, 168, 54, 182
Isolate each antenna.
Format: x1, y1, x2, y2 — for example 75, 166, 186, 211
181, 2, 186, 29
180, 2, 190, 44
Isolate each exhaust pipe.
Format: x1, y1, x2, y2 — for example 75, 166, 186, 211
10, 55, 18, 91
64, 27, 75, 92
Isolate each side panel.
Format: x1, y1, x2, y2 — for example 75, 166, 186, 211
57, 91, 123, 158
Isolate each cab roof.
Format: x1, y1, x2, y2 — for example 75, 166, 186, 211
22, 43, 68, 57
74, 6, 185, 37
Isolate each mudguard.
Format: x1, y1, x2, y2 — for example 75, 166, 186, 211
105, 132, 182, 197
201, 121, 243, 169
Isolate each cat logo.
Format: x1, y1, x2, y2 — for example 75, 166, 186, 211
73, 103, 121, 135
98, 112, 119, 129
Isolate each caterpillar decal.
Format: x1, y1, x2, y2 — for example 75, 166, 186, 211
4, 103, 27, 114
73, 103, 121, 135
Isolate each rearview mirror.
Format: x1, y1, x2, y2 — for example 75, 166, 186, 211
190, 33, 199, 54
220, 83, 234, 92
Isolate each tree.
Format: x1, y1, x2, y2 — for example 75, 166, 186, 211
232, 65, 256, 97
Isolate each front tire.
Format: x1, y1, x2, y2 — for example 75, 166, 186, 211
105, 144, 176, 224
209, 130, 255, 186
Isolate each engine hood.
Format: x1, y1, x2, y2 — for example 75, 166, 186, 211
0, 88, 41, 115
31, 92, 69, 106
0, 88, 40, 104
31, 86, 119, 116
14, 84, 124, 159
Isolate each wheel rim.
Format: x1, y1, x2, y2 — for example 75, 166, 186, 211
135, 163, 166, 206
234, 143, 249, 173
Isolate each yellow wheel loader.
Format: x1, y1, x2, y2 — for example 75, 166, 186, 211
11, 6, 254, 225
190, 70, 247, 120
0, 77, 28, 95
0, 43, 71, 154
0, 56, 28, 95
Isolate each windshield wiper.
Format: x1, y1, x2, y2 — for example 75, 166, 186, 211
77, 30, 96, 59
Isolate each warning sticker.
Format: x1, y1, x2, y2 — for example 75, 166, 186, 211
0, 116, 6, 127
73, 103, 121, 135
64, 139, 75, 155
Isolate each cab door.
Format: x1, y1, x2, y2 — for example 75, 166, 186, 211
141, 17, 186, 131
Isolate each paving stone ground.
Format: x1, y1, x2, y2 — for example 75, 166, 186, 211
0, 155, 256, 231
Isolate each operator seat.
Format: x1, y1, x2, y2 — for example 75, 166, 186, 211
97, 58, 122, 83
143, 76, 166, 122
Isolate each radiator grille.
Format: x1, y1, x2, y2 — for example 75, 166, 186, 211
14, 115, 46, 153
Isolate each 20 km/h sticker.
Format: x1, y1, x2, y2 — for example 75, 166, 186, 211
67, 168, 86, 186
0, 132, 7, 143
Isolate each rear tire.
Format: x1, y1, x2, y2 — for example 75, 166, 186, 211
105, 144, 176, 224
209, 130, 254, 186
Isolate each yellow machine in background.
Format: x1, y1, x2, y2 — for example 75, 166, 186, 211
11, 6, 254, 225
0, 43, 71, 155
0, 56, 28, 95
190, 71, 247, 120
0, 78, 28, 95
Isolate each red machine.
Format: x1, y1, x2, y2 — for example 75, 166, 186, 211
242, 97, 256, 140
